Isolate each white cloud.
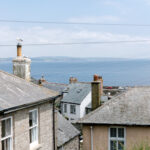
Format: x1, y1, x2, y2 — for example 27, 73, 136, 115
0, 26, 150, 58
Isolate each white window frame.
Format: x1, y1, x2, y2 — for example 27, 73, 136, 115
108, 127, 126, 150
64, 103, 67, 113
1, 116, 13, 150
29, 109, 38, 147
70, 104, 76, 114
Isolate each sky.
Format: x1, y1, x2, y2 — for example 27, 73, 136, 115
1, 0, 150, 58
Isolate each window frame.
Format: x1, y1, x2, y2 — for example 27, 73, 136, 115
64, 103, 67, 113
1, 116, 13, 150
108, 127, 126, 150
70, 104, 76, 114
29, 109, 39, 147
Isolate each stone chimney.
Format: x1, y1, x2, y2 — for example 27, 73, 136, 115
98, 76, 103, 95
13, 44, 31, 81
69, 77, 78, 84
91, 74, 102, 110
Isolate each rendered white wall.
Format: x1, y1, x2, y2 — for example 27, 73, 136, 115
62, 103, 80, 121
80, 92, 91, 118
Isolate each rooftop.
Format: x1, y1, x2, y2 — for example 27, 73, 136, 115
57, 112, 80, 147
61, 83, 91, 104
0, 70, 59, 112
78, 87, 150, 126
42, 82, 68, 93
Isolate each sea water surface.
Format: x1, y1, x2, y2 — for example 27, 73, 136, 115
1, 59, 150, 86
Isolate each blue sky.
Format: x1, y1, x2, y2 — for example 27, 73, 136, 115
1, 0, 150, 58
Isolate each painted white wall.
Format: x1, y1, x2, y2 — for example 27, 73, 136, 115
61, 91, 91, 120
61, 102, 80, 120
80, 92, 91, 118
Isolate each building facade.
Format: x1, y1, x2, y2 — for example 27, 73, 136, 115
0, 70, 60, 150
79, 87, 150, 150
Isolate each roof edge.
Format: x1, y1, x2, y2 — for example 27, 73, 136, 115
78, 122, 150, 126
0, 94, 62, 114
57, 134, 80, 148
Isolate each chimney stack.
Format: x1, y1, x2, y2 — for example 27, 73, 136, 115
91, 74, 103, 110
69, 77, 78, 84
13, 44, 31, 82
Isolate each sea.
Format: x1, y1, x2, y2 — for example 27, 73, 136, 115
1, 58, 150, 86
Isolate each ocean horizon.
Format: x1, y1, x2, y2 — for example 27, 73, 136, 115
1, 57, 150, 86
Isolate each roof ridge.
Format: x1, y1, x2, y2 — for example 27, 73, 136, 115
44, 81, 68, 86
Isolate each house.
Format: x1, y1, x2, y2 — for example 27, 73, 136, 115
60, 75, 124, 121
0, 70, 61, 150
0, 44, 62, 150
61, 82, 91, 121
78, 86, 150, 150
56, 112, 80, 150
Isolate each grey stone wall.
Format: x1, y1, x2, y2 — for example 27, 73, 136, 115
13, 57, 31, 81
58, 136, 80, 150
0, 102, 54, 150
39, 103, 54, 150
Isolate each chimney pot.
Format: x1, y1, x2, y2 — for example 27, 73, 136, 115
69, 77, 78, 84
93, 74, 99, 81
17, 44, 22, 57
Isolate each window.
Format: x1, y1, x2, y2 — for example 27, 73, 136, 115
64, 104, 67, 113
1, 117, 12, 150
70, 105, 76, 114
109, 127, 125, 150
29, 109, 38, 145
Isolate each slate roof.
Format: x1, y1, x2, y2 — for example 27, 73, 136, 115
57, 112, 80, 148
61, 83, 91, 104
0, 70, 59, 111
86, 96, 109, 109
42, 82, 68, 93
78, 87, 150, 126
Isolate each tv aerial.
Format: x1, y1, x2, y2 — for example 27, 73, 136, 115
16, 38, 23, 45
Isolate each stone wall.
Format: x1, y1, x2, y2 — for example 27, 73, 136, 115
13, 57, 31, 81
0, 102, 54, 150
58, 136, 80, 150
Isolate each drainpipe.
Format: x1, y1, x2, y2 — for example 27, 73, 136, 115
90, 126, 93, 150
53, 99, 56, 150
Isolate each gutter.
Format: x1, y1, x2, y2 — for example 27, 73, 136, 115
0, 94, 62, 115
90, 126, 93, 150
78, 123, 150, 127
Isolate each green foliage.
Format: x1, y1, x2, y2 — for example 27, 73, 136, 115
130, 142, 150, 150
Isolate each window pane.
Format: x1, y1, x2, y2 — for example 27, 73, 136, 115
118, 128, 124, 138
30, 127, 38, 143
2, 119, 11, 138
29, 110, 37, 127
32, 111, 37, 126
2, 138, 11, 150
110, 128, 117, 137
70, 105, 76, 114
29, 112, 33, 127
118, 141, 124, 150
64, 104, 67, 113
110, 140, 117, 150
